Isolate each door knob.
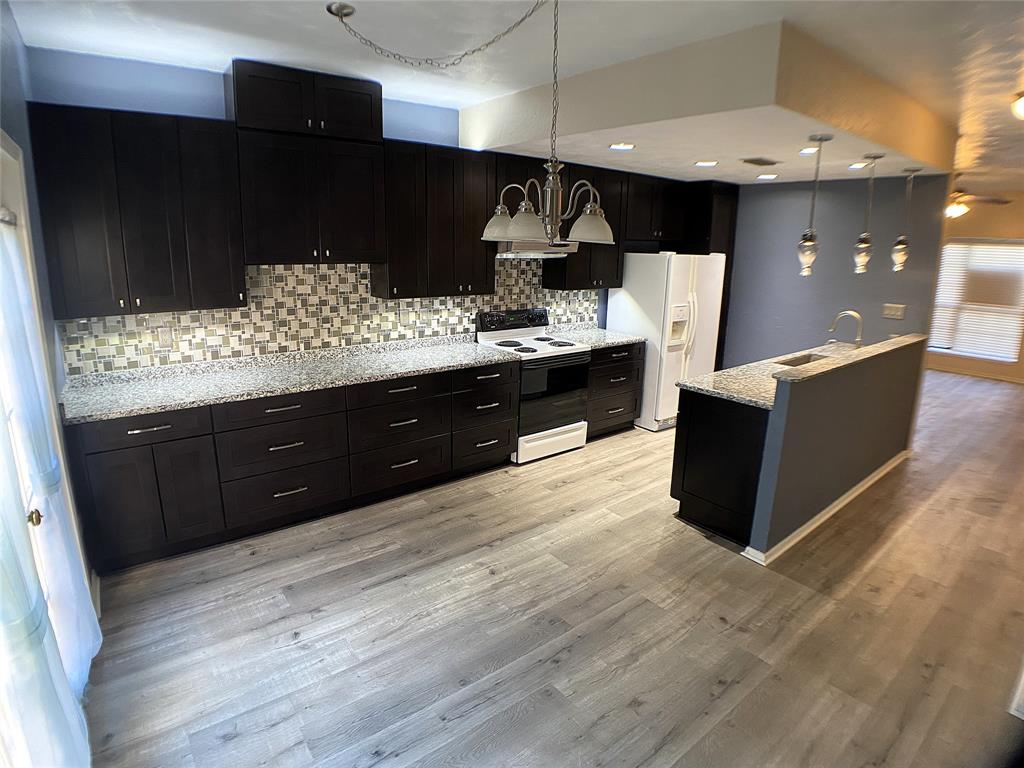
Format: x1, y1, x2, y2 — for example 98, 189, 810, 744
27, 509, 42, 527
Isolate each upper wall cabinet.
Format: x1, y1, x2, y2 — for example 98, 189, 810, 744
228, 60, 383, 142
318, 140, 386, 263
624, 174, 687, 242
370, 141, 428, 299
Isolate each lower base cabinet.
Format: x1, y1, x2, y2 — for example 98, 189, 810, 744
587, 343, 645, 439
221, 457, 351, 528
453, 420, 516, 471
154, 436, 225, 543
350, 434, 451, 496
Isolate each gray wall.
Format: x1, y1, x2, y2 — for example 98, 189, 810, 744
723, 176, 946, 367
25, 47, 460, 146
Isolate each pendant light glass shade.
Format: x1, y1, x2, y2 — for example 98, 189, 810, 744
890, 235, 909, 272
797, 133, 832, 277
481, 204, 513, 242
853, 153, 884, 275
945, 201, 970, 218
568, 202, 614, 244
890, 168, 920, 272
507, 200, 547, 242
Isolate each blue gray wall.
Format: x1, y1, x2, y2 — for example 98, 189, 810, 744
24, 47, 461, 145
723, 176, 946, 367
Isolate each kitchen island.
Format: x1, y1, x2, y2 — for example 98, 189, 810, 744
671, 334, 927, 563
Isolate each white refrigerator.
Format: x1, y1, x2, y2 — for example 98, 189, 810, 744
606, 252, 726, 431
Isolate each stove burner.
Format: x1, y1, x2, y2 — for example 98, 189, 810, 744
549, 340, 575, 347
533, 336, 553, 342
516, 346, 539, 353
496, 340, 522, 347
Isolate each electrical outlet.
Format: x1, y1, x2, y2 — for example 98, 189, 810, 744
882, 303, 906, 320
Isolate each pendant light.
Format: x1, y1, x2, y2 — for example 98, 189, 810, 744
891, 167, 921, 272
853, 153, 884, 274
797, 133, 832, 277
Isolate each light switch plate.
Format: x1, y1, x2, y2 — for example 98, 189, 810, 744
882, 303, 906, 320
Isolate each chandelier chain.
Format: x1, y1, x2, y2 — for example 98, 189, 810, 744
550, 0, 559, 160
335, 0, 548, 69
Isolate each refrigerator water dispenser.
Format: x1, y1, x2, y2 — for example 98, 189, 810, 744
668, 303, 690, 347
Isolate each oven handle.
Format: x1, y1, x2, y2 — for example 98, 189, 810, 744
520, 352, 591, 370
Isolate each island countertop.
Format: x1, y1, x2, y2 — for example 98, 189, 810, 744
677, 334, 928, 409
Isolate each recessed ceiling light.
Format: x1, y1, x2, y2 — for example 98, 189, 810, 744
849, 161, 869, 170
799, 147, 818, 156
757, 173, 779, 180
694, 160, 719, 167
609, 143, 635, 151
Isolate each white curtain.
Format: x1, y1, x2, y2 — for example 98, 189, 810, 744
0, 207, 101, 764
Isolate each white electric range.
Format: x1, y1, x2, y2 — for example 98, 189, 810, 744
476, 309, 592, 464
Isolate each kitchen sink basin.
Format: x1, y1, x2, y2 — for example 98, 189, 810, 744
777, 353, 831, 367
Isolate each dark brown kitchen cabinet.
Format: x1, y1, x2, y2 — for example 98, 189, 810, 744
318, 140, 386, 263
179, 118, 247, 309
111, 112, 191, 313
314, 74, 383, 142
238, 130, 319, 264
228, 60, 316, 134
153, 436, 225, 543
30, 103, 129, 319
624, 174, 686, 242
371, 141, 428, 298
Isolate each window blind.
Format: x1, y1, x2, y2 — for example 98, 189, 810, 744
930, 240, 1024, 363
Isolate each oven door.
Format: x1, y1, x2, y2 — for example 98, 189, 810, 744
518, 352, 591, 437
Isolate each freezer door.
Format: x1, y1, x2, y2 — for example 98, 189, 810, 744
684, 253, 726, 379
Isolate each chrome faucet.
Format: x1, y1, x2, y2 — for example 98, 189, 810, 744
828, 310, 863, 348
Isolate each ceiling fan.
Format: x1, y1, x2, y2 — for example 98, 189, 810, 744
945, 175, 1012, 219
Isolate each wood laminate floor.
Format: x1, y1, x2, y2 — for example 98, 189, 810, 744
87, 371, 1024, 768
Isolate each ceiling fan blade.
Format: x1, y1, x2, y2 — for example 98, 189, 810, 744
959, 194, 1012, 205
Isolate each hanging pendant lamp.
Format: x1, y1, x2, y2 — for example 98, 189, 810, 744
891, 167, 921, 273
797, 133, 833, 277
853, 153, 885, 274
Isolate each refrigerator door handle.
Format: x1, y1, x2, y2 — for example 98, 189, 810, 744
685, 291, 699, 356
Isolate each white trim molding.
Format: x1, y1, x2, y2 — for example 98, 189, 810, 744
742, 450, 911, 566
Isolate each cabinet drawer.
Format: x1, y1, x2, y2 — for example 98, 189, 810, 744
215, 412, 349, 481
350, 435, 451, 496
452, 362, 519, 392
346, 371, 451, 410
587, 390, 640, 426
221, 458, 349, 529
348, 394, 451, 453
453, 420, 515, 471
211, 387, 347, 431
75, 407, 211, 453
589, 362, 642, 397
452, 384, 516, 430
591, 343, 643, 368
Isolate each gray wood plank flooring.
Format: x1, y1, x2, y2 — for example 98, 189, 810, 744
87, 371, 1024, 767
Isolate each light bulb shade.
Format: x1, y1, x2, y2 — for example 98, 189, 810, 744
891, 234, 909, 272
797, 228, 818, 277
853, 232, 872, 274
481, 204, 512, 242
945, 201, 970, 219
568, 203, 614, 244
507, 200, 547, 242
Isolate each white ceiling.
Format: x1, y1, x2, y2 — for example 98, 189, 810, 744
11, 0, 1024, 189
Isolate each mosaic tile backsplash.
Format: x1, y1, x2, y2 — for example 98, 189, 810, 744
58, 261, 599, 375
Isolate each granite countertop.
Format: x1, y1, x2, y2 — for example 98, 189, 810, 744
677, 334, 928, 410
548, 325, 646, 349
61, 335, 519, 425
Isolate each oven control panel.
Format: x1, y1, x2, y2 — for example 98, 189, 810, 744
476, 309, 549, 332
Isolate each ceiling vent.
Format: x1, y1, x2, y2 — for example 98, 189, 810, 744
742, 157, 781, 166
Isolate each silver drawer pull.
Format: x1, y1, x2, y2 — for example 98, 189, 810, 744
126, 424, 172, 435
611, 352, 629, 358
475, 402, 501, 410
273, 485, 309, 499
264, 404, 302, 414
388, 385, 418, 394
389, 418, 419, 427
268, 441, 305, 453
609, 377, 627, 383
607, 407, 626, 415
475, 439, 499, 448
476, 373, 501, 380
390, 458, 419, 470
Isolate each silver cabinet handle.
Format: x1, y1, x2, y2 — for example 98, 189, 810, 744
387, 385, 417, 394
135, 297, 141, 307
389, 418, 419, 427
476, 373, 501, 380
458, 284, 464, 292
390, 458, 419, 470
273, 485, 309, 499
268, 441, 305, 452
393, 287, 398, 295
238, 292, 245, 301
475, 402, 501, 410
475, 439, 499, 448
609, 377, 627, 383
306, 118, 312, 128
264, 404, 302, 414
611, 352, 629, 358
320, 120, 325, 130
126, 424, 172, 435
325, 248, 331, 259
467, 284, 472, 291
313, 248, 318, 259
607, 407, 626, 415
592, 280, 598, 286
599, 280, 604, 286
118, 298, 125, 308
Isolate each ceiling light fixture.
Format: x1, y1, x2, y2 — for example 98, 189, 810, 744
609, 143, 635, 151
849, 161, 869, 170
797, 133, 833, 278
757, 173, 779, 180
891, 167, 921, 273
853, 153, 884, 274
945, 200, 970, 219
799, 147, 818, 156
694, 161, 719, 167
1012, 91, 1024, 121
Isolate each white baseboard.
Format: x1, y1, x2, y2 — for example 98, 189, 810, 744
741, 450, 911, 567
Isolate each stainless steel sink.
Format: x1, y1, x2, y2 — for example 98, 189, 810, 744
777, 353, 831, 367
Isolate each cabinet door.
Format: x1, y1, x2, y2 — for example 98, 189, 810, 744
29, 104, 129, 319
318, 140, 386, 263
239, 131, 319, 264
231, 60, 315, 134
587, 168, 627, 288
625, 174, 660, 240
454, 150, 495, 295
84, 446, 164, 566
112, 112, 191, 313
425, 148, 459, 296
314, 74, 382, 142
179, 118, 247, 309
374, 140, 427, 298
152, 435, 225, 543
